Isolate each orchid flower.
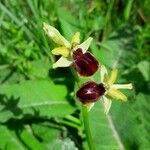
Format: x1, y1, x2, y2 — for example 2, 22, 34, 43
76, 65, 133, 114
43, 23, 90, 65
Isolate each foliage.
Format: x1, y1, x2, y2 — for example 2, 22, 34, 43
0, 0, 149, 150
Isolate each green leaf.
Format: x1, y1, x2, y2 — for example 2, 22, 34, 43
137, 61, 150, 81
29, 60, 51, 79
0, 80, 75, 122
0, 2, 34, 40
32, 122, 78, 150
83, 102, 124, 150
32, 122, 62, 147
0, 68, 20, 84
111, 93, 150, 150
124, 0, 134, 21
19, 125, 46, 150
0, 125, 26, 150
92, 27, 138, 69
135, 93, 150, 149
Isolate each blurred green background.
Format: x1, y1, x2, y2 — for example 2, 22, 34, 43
0, 0, 150, 150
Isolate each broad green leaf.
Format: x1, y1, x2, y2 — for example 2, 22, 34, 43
19, 125, 46, 150
111, 93, 150, 150
32, 122, 62, 148
32, 123, 78, 150
83, 102, 124, 150
135, 93, 150, 150
137, 61, 150, 81
0, 125, 26, 150
28, 60, 51, 79
0, 80, 75, 122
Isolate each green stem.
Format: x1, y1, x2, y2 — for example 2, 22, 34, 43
82, 105, 96, 150
70, 67, 80, 86
70, 67, 95, 150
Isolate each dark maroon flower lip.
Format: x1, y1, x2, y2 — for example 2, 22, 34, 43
76, 81, 106, 104
72, 48, 99, 77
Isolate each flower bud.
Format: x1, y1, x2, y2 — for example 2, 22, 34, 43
72, 48, 99, 77
76, 81, 105, 104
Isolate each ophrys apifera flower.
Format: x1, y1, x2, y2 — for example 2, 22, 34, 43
43, 23, 99, 77
76, 65, 133, 114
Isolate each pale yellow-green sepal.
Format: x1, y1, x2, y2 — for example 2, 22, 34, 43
107, 88, 127, 101
112, 83, 133, 90
53, 57, 72, 68
103, 96, 112, 114
107, 69, 118, 86
77, 37, 93, 53
71, 32, 80, 47
100, 65, 108, 83
43, 23, 71, 48
51, 47, 70, 57
84, 103, 95, 112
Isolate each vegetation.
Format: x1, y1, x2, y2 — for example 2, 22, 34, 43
0, 0, 150, 150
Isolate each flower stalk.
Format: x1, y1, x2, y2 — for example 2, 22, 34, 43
70, 67, 95, 150
82, 105, 96, 150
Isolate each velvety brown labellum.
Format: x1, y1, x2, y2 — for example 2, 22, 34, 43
72, 48, 99, 77
76, 81, 105, 104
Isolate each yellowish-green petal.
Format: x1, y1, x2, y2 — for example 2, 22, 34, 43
112, 83, 133, 90
107, 88, 127, 101
100, 65, 108, 83
51, 47, 70, 57
107, 69, 118, 86
77, 37, 93, 53
71, 32, 80, 47
52, 57, 72, 68
43, 22, 71, 48
103, 96, 112, 114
